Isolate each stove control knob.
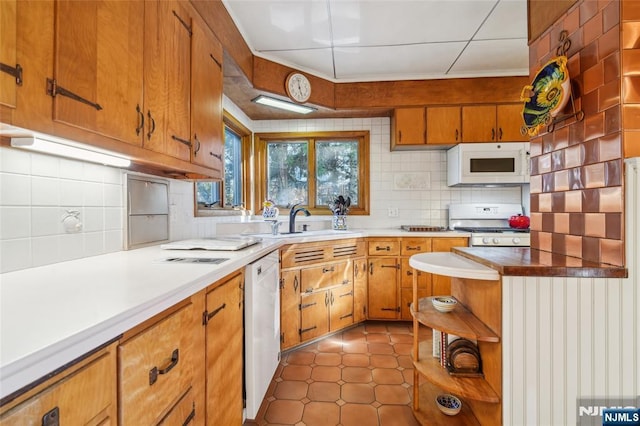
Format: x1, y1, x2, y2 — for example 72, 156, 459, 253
492, 238, 500, 244
513, 237, 521, 244
482, 237, 490, 244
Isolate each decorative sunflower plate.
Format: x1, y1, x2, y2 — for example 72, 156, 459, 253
520, 56, 571, 136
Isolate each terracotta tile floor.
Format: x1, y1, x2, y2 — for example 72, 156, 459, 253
244, 321, 424, 426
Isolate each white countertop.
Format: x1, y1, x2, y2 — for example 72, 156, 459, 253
409, 252, 500, 280
0, 228, 469, 399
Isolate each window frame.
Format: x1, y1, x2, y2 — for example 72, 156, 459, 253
254, 131, 370, 216
194, 111, 252, 216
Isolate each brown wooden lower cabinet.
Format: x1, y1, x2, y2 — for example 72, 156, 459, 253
0, 342, 118, 426
280, 239, 366, 351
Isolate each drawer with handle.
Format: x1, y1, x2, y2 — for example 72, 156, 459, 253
119, 302, 195, 425
367, 239, 400, 256
300, 261, 352, 292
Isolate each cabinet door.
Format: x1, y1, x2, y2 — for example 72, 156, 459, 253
0, 344, 117, 425
299, 291, 329, 342
462, 105, 496, 142
300, 261, 350, 293
190, 16, 223, 175
205, 274, 243, 426
0, 0, 17, 115
431, 237, 468, 295
353, 257, 368, 323
400, 287, 427, 320
367, 257, 399, 319
143, 0, 191, 160
426, 106, 461, 145
330, 283, 354, 331
497, 103, 528, 142
280, 270, 301, 350
53, 0, 144, 145
394, 107, 425, 145
119, 302, 196, 425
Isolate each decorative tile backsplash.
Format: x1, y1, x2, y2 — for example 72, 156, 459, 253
528, 0, 625, 265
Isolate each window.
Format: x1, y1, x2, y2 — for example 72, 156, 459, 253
255, 131, 369, 215
195, 113, 251, 216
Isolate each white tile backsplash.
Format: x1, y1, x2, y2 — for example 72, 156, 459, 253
0, 147, 126, 273
0, 97, 526, 272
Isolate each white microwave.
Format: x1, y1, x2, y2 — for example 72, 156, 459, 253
447, 142, 530, 186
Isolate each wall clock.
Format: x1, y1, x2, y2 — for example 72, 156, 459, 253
285, 72, 311, 103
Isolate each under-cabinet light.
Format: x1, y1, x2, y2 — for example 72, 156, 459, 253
252, 95, 316, 114
11, 136, 131, 168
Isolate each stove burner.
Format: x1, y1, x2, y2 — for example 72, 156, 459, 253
454, 226, 530, 233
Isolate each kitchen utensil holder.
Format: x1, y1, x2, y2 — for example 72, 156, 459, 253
332, 215, 347, 230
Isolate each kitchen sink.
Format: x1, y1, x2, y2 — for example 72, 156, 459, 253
162, 257, 229, 264
253, 230, 357, 239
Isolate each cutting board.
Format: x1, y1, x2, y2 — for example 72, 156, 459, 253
160, 237, 259, 251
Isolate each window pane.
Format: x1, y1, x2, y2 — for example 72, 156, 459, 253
267, 141, 308, 206
196, 181, 220, 207
315, 141, 359, 207
224, 127, 242, 206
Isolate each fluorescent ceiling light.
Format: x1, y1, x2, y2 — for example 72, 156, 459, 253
252, 95, 316, 114
11, 136, 131, 168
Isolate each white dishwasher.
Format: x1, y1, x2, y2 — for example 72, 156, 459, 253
244, 250, 280, 420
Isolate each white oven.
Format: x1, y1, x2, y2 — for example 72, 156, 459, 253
449, 203, 530, 247
447, 142, 530, 186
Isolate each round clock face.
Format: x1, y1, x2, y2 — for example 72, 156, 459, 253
285, 72, 311, 103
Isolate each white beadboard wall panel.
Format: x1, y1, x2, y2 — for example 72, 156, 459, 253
502, 158, 639, 425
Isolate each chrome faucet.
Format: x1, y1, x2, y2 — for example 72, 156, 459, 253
288, 203, 311, 233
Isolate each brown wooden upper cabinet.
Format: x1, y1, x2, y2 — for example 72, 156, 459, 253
52, 0, 144, 146
392, 107, 426, 146
190, 12, 224, 176
392, 106, 461, 147
0, 0, 17, 115
462, 104, 528, 143
426, 106, 461, 145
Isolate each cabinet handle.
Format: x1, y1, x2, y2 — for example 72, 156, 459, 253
135, 104, 144, 136
405, 245, 421, 251
42, 406, 59, 426
375, 245, 390, 251
172, 9, 192, 35
299, 326, 317, 334
46, 78, 102, 110
499, 127, 503, 140
398, 130, 402, 142
381, 264, 400, 269
455, 128, 459, 141
293, 275, 299, 292
149, 348, 179, 385
491, 128, 495, 140
407, 270, 413, 276
147, 110, 156, 140
193, 134, 201, 157
340, 291, 353, 298
182, 403, 196, 426
325, 292, 329, 306
210, 151, 222, 161
172, 135, 192, 147
354, 263, 358, 276
339, 313, 353, 320
381, 307, 400, 312
369, 262, 373, 275
322, 266, 335, 273
202, 303, 226, 325
300, 301, 316, 310
0, 62, 22, 85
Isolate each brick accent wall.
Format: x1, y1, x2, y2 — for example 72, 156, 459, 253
528, 0, 625, 266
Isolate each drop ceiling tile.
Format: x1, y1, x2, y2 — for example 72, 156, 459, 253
449, 39, 529, 76
258, 49, 336, 78
333, 43, 466, 80
222, 0, 331, 50
329, 0, 496, 46
474, 0, 528, 40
